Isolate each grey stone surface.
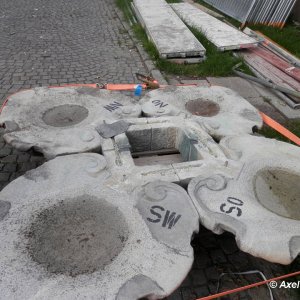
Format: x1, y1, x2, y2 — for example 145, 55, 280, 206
0, 87, 141, 158
0, 153, 199, 299
188, 135, 300, 264
135, 181, 199, 251
96, 120, 131, 138
132, 0, 206, 58
140, 86, 263, 139
172, 3, 257, 51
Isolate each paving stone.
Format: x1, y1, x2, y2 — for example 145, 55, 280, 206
194, 286, 209, 298
18, 162, 38, 173
0, 148, 12, 158
205, 266, 220, 282
17, 153, 31, 163
0, 173, 10, 182
0, 155, 17, 163
193, 248, 212, 269
0, 0, 148, 105
180, 275, 192, 288
210, 249, 227, 264
228, 252, 251, 270
181, 288, 197, 300
166, 289, 182, 300
218, 233, 239, 254
190, 269, 206, 286
3, 163, 17, 173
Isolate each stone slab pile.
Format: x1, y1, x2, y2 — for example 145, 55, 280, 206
132, 0, 206, 61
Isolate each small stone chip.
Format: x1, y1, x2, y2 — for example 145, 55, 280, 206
96, 120, 131, 138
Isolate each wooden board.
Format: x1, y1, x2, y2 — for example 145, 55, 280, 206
241, 50, 300, 92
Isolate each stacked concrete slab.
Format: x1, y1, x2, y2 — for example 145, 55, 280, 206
171, 3, 258, 51
0, 85, 300, 299
132, 0, 206, 60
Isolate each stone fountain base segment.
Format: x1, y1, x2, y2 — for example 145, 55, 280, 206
132, 0, 206, 59
0, 153, 199, 300
188, 135, 300, 265
140, 86, 263, 139
0, 86, 141, 159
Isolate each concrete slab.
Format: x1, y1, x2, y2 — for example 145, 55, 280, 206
188, 135, 300, 264
183, 0, 224, 19
172, 3, 257, 51
0, 153, 199, 299
140, 86, 263, 139
132, 0, 206, 58
0, 87, 141, 159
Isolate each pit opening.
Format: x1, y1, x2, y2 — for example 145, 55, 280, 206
126, 127, 200, 166
27, 196, 128, 276
255, 169, 300, 220
42, 104, 89, 127
185, 99, 220, 117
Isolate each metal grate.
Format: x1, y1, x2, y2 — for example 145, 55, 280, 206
203, 0, 256, 23
203, 0, 297, 27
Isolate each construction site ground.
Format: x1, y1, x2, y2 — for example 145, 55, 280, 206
0, 0, 299, 299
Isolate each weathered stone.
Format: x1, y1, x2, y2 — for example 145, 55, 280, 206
0, 87, 141, 159
0, 153, 199, 299
140, 86, 263, 139
188, 135, 300, 264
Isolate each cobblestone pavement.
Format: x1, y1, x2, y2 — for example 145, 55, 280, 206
0, 0, 147, 104
0, 0, 299, 299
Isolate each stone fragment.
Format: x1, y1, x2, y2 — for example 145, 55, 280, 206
0, 153, 199, 299
0, 87, 141, 159
188, 135, 300, 264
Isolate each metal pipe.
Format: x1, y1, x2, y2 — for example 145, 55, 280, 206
232, 67, 300, 100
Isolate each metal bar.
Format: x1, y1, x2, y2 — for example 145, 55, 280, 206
233, 67, 300, 101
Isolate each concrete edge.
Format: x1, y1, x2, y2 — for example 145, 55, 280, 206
114, 6, 168, 85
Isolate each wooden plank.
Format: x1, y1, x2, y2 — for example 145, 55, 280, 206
241, 50, 300, 92
172, 3, 258, 51
251, 47, 300, 82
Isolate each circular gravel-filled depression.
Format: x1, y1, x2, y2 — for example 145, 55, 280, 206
185, 99, 220, 117
42, 104, 89, 127
27, 196, 129, 276
255, 169, 300, 220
